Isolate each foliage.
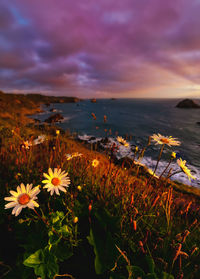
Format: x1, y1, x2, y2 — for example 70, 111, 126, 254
0, 97, 200, 278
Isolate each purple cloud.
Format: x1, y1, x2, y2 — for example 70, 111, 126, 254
1, 0, 200, 97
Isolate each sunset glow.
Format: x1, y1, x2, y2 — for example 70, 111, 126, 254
1, 0, 200, 98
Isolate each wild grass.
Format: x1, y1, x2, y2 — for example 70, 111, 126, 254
0, 91, 199, 279
0, 123, 199, 279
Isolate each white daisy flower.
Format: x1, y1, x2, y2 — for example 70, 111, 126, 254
116, 136, 129, 147
33, 135, 46, 145
42, 168, 70, 195
4, 184, 40, 216
177, 158, 196, 181
151, 133, 180, 146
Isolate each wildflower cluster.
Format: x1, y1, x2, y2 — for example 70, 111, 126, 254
150, 133, 196, 182
5, 168, 70, 215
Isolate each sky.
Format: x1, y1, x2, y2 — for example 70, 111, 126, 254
1, 0, 200, 98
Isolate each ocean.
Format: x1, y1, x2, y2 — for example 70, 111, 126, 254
33, 98, 200, 188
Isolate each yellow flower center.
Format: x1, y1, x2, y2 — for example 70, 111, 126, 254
51, 177, 60, 186
18, 193, 30, 205
92, 160, 99, 167
160, 138, 169, 144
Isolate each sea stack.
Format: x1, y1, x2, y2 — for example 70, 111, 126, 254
176, 99, 200, 108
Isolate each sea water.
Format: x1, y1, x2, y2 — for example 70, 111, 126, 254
34, 98, 200, 188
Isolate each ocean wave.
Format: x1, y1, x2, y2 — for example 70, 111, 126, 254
36, 110, 51, 115
139, 156, 200, 188
60, 116, 73, 123
49, 109, 63, 113
77, 134, 200, 188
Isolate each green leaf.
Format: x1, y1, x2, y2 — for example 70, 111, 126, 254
161, 272, 174, 279
126, 265, 145, 278
145, 256, 155, 273
51, 241, 73, 262
23, 249, 43, 268
23, 248, 59, 279
50, 211, 64, 227
87, 208, 120, 274
60, 225, 71, 237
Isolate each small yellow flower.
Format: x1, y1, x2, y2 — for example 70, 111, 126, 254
151, 133, 180, 146
92, 159, 99, 168
73, 217, 79, 223
177, 158, 196, 181
42, 168, 70, 195
65, 152, 83, 160
77, 186, 82, 191
117, 136, 129, 147
147, 168, 159, 179
171, 152, 176, 159
135, 146, 139, 152
56, 130, 60, 135
22, 140, 32, 149
4, 184, 40, 216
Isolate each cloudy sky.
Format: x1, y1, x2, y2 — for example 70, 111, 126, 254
1, 0, 200, 98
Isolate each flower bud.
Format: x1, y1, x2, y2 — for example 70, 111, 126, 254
171, 152, 176, 159
88, 204, 92, 212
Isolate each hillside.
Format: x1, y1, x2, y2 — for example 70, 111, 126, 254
0, 90, 199, 279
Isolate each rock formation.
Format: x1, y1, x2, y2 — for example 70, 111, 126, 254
176, 99, 200, 108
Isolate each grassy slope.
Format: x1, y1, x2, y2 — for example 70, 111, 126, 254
0, 89, 199, 200
0, 90, 200, 278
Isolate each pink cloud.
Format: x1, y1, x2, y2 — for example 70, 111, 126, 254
1, 0, 200, 97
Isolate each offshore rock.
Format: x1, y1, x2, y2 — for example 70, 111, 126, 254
176, 99, 200, 108
44, 113, 64, 123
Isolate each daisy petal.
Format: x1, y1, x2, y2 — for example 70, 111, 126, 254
20, 183, 26, 193
26, 184, 32, 192
4, 197, 17, 202
48, 168, 54, 177
5, 201, 17, 209
12, 205, 20, 215
15, 206, 23, 216
42, 180, 50, 184
50, 189, 54, 196
32, 200, 39, 207
30, 187, 40, 196
43, 173, 51, 180
55, 187, 60, 195
58, 186, 67, 193
9, 190, 18, 197
17, 186, 22, 194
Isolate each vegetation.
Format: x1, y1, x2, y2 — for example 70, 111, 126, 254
0, 91, 199, 279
